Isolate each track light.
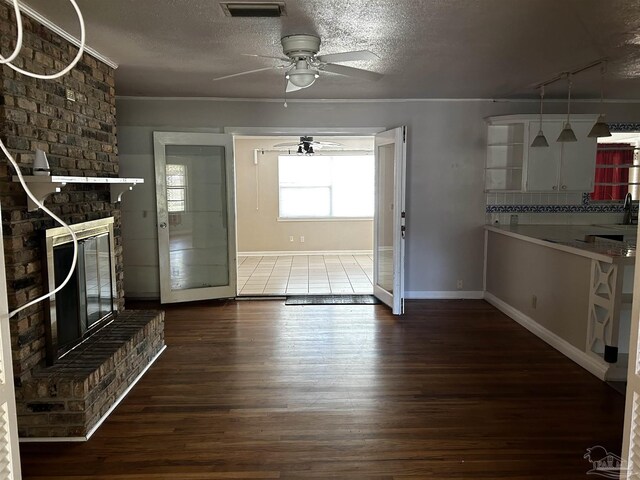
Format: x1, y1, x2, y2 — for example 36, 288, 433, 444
531, 86, 549, 147
557, 75, 577, 143
589, 115, 612, 138
588, 64, 612, 138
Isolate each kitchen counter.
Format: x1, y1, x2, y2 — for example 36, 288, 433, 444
485, 224, 636, 263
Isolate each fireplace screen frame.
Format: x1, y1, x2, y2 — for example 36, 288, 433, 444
44, 217, 117, 364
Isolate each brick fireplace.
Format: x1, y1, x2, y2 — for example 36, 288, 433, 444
0, 5, 164, 438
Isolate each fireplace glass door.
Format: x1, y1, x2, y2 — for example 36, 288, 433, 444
83, 234, 114, 328
51, 231, 115, 357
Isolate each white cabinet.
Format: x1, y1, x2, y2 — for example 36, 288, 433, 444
559, 121, 598, 191
526, 119, 597, 192
485, 115, 598, 193
526, 121, 563, 191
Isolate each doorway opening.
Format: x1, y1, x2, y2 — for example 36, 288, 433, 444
234, 135, 375, 296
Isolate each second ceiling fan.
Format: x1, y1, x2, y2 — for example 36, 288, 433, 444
213, 34, 383, 93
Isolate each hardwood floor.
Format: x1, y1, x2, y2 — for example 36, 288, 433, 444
20, 300, 625, 479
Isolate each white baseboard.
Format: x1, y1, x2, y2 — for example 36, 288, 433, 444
20, 345, 167, 443
405, 291, 485, 300
239, 250, 373, 257
484, 292, 608, 381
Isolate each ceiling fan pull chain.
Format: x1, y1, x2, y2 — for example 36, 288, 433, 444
283, 76, 288, 107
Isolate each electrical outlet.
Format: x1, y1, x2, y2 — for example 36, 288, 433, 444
65, 88, 76, 102
456, 280, 463, 290
289, 235, 294, 242
510, 214, 519, 226
531, 295, 537, 309
300, 236, 305, 243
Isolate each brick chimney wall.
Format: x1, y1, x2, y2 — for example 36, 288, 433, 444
0, 5, 124, 385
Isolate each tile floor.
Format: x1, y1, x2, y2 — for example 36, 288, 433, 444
238, 254, 374, 296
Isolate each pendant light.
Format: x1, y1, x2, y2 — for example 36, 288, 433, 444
531, 86, 549, 147
557, 75, 577, 142
588, 63, 612, 138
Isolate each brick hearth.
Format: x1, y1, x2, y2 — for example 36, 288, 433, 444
19, 311, 164, 438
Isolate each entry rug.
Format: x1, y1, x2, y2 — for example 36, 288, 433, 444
285, 295, 381, 305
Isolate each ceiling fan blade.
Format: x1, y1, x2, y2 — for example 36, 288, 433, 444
242, 53, 291, 62
273, 140, 345, 149
213, 65, 285, 82
321, 63, 383, 81
316, 50, 379, 63
286, 81, 304, 93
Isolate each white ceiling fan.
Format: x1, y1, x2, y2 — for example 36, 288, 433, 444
213, 34, 383, 93
273, 136, 344, 154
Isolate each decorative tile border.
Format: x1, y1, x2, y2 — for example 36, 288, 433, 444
609, 123, 640, 132
486, 193, 637, 214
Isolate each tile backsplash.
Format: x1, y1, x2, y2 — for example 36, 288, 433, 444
485, 193, 636, 225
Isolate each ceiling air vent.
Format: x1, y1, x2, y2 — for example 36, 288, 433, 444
220, 2, 286, 17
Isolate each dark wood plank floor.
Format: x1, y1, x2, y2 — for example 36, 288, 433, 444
20, 300, 625, 479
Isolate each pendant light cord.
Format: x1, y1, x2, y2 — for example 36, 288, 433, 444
600, 63, 607, 111
566, 74, 572, 124
538, 86, 545, 130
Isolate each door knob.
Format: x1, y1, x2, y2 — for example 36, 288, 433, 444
159, 222, 167, 229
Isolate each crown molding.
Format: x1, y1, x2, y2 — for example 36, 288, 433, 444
116, 96, 640, 104
3, 0, 118, 69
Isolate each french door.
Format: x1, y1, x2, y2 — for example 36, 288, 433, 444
373, 127, 407, 315
153, 132, 236, 303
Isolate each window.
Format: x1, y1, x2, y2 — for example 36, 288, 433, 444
278, 155, 374, 219
166, 164, 187, 212
591, 133, 640, 201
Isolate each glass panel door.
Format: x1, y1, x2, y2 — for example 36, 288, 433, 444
154, 133, 236, 303
373, 127, 406, 314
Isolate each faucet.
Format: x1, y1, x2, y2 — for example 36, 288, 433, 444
623, 192, 634, 225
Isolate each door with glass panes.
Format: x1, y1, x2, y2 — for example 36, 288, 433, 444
154, 132, 236, 303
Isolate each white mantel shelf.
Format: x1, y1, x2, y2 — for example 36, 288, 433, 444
12, 176, 145, 211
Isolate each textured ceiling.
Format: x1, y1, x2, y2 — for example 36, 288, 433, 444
18, 0, 640, 99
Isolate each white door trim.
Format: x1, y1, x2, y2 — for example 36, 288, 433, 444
0, 217, 23, 479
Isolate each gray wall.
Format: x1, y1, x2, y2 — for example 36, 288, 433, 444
116, 97, 640, 299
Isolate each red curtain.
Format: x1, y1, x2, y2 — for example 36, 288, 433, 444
591, 143, 634, 201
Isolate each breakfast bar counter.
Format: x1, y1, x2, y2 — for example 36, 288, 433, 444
484, 224, 636, 381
